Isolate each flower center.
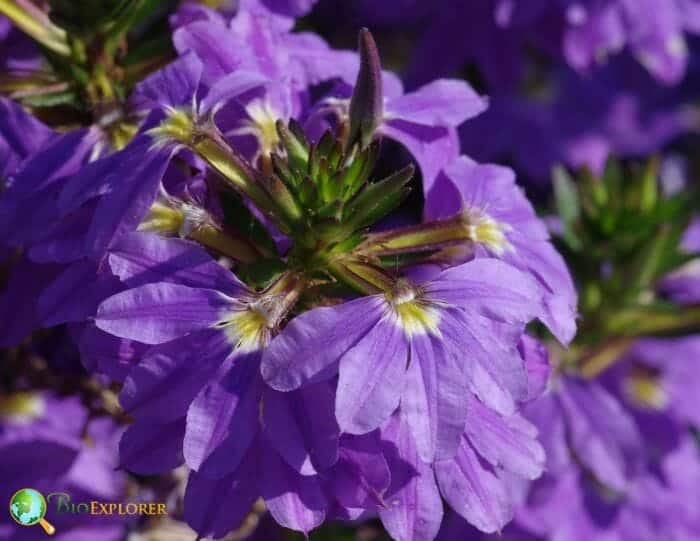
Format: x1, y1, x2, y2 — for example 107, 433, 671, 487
463, 209, 512, 256
0, 393, 45, 423
220, 303, 274, 352
625, 367, 667, 410
387, 279, 440, 337
139, 201, 213, 238
242, 99, 282, 157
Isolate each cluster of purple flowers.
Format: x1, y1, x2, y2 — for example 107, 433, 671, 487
1, 1, 699, 540
314, 0, 700, 184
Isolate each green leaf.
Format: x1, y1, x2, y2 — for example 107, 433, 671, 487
552, 165, 582, 251
343, 164, 414, 231
235, 258, 286, 290
20, 89, 79, 108
553, 166, 580, 224
219, 191, 278, 257
604, 304, 700, 337
342, 140, 379, 200
276, 119, 309, 173
638, 157, 659, 213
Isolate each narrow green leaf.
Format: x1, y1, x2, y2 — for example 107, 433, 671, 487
343, 164, 414, 231
219, 191, 278, 257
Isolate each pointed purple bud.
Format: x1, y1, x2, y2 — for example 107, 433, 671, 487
348, 28, 383, 150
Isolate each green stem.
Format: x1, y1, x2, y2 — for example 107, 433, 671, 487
328, 258, 394, 295
604, 305, 700, 336
578, 337, 635, 379
0, 0, 70, 56
359, 215, 471, 257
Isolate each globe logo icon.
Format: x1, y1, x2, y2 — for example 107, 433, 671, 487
9, 488, 55, 535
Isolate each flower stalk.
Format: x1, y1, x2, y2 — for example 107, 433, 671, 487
0, 0, 70, 56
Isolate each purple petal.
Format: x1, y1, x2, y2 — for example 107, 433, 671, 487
185, 354, 262, 478
519, 335, 550, 403
441, 308, 527, 415
119, 418, 185, 474
173, 21, 242, 85
435, 439, 512, 534
562, 3, 625, 73
200, 69, 268, 114
386, 79, 488, 127
52, 527, 124, 541
84, 139, 173, 258
184, 451, 259, 539
130, 51, 203, 111
119, 329, 232, 422
427, 156, 549, 241
557, 377, 642, 491
336, 318, 409, 435
261, 445, 327, 534
261, 296, 385, 390
284, 32, 361, 86
522, 393, 571, 475
261, 0, 318, 17
330, 432, 391, 509
263, 382, 340, 476
403, 332, 468, 461
0, 128, 95, 201
0, 97, 52, 176
0, 258, 63, 347
0, 129, 98, 243
38, 260, 121, 327
27, 205, 98, 263
379, 121, 459, 195
96, 282, 233, 345
108, 232, 246, 295
76, 323, 146, 382
379, 413, 444, 541
429, 258, 543, 325
464, 395, 545, 480
0, 437, 79, 488
506, 239, 578, 345
58, 150, 121, 215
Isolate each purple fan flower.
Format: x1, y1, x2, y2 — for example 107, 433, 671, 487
616, 337, 700, 429
379, 398, 545, 538
94, 237, 391, 536
336, 0, 700, 86
515, 432, 700, 541
526, 376, 643, 491
510, 351, 700, 541
0, 392, 127, 541
171, 5, 405, 164
460, 57, 697, 182
55, 50, 267, 262
425, 156, 577, 344
262, 258, 546, 462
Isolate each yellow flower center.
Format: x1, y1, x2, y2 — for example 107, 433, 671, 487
139, 201, 184, 236
219, 301, 277, 352
242, 99, 282, 157
0, 392, 44, 423
463, 209, 512, 256
625, 368, 667, 410
387, 279, 441, 337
